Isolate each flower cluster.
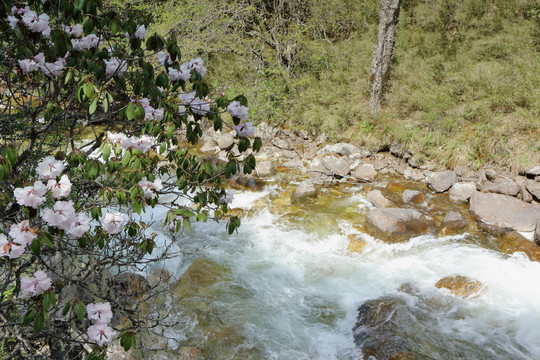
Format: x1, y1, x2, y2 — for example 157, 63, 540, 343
8, 7, 51, 37
104, 57, 127, 76
101, 212, 124, 235
86, 302, 117, 347
233, 122, 255, 137
107, 132, 156, 153
166, 57, 207, 82
20, 271, 52, 297
138, 177, 163, 199
134, 98, 165, 121
18, 53, 66, 77
220, 190, 234, 204
178, 91, 210, 115
71, 34, 100, 51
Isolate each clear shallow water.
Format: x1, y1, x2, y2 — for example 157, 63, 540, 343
143, 185, 540, 360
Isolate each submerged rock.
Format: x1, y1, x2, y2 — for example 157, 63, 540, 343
228, 174, 264, 191
497, 231, 540, 262
469, 191, 540, 232
365, 208, 436, 243
347, 234, 367, 253
438, 211, 468, 236
435, 275, 483, 298
291, 181, 317, 203
402, 190, 424, 205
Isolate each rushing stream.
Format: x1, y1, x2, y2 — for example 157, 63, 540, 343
141, 182, 540, 360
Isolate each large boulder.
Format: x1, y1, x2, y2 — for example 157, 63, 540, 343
291, 181, 317, 203
215, 132, 235, 150
449, 182, 476, 203
366, 190, 393, 208
497, 231, 540, 262
469, 192, 540, 232
322, 155, 350, 177
365, 208, 436, 242
256, 160, 275, 177
426, 171, 457, 193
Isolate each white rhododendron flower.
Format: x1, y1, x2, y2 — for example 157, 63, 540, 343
47, 174, 72, 199
14, 181, 47, 208
107, 131, 128, 145
233, 122, 255, 137
18, 58, 41, 74
138, 177, 163, 199
227, 101, 249, 120
188, 57, 206, 77
157, 51, 173, 65
122, 135, 155, 153
11, 5, 31, 15
63, 24, 83, 37
36, 156, 65, 180
220, 190, 234, 204
40, 58, 66, 77
168, 64, 190, 81
0, 234, 25, 259
133, 25, 147, 39
42, 200, 76, 230
9, 220, 37, 246
21, 271, 52, 297
8, 15, 19, 29
66, 213, 91, 238
87, 302, 113, 324
101, 212, 124, 234
104, 57, 127, 76
190, 98, 210, 115
178, 105, 186, 115
71, 34, 99, 51
179, 91, 196, 105
22, 11, 51, 37
87, 323, 117, 347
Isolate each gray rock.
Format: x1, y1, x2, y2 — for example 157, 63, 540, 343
407, 157, 420, 168
256, 161, 275, 177
526, 179, 540, 200
455, 165, 472, 178
449, 182, 476, 203
373, 158, 388, 170
297, 130, 309, 140
361, 149, 372, 158
253, 122, 279, 140
403, 167, 424, 181
426, 170, 457, 193
352, 164, 377, 181
281, 158, 305, 171
366, 190, 393, 208
365, 208, 436, 242
200, 139, 218, 153
273, 138, 293, 150
483, 178, 520, 197
291, 181, 317, 203
403, 190, 424, 205
485, 169, 499, 181
309, 165, 333, 185
316, 134, 328, 146
515, 176, 533, 203
527, 166, 540, 177
439, 211, 468, 235
469, 191, 540, 232
317, 143, 360, 156
322, 155, 350, 177
215, 132, 235, 150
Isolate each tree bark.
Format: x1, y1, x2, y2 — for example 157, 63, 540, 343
369, 0, 402, 117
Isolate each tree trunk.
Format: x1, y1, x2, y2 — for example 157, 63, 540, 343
369, 0, 402, 117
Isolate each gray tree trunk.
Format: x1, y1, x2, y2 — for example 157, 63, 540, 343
369, 0, 402, 117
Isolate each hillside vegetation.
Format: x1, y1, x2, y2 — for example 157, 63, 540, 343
131, 0, 539, 172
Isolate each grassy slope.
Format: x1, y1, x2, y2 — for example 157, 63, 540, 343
149, 0, 540, 172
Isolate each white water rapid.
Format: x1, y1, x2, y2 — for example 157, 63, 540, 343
143, 184, 540, 360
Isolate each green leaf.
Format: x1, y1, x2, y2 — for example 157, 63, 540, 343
89, 99, 98, 114
122, 150, 131, 166
156, 73, 169, 88
102, 144, 111, 162
33, 311, 44, 333
31, 238, 41, 255
84, 83, 95, 99
253, 137, 262, 152
183, 218, 191, 232
74, 302, 86, 322
126, 102, 137, 120
62, 302, 71, 316
42, 293, 51, 311
23, 309, 35, 326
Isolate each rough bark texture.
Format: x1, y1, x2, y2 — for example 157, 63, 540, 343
369, 0, 402, 117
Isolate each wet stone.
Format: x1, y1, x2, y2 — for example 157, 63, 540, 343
435, 275, 484, 298
426, 171, 457, 193
366, 190, 393, 208
438, 211, 468, 236
402, 190, 424, 205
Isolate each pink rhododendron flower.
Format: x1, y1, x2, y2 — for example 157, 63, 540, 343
18, 58, 41, 74
104, 57, 127, 76
66, 213, 91, 238
157, 51, 173, 65
8, 15, 19, 29
47, 174, 72, 198
11, 5, 31, 15
14, 181, 47, 208
9, 220, 37, 247
190, 98, 210, 115
87, 302, 113, 324
0, 234, 25, 259
101, 212, 124, 234
20, 271, 51, 297
188, 57, 206, 77
122, 135, 154, 153
220, 190, 234, 204
227, 101, 249, 120
87, 323, 117, 347
42, 200, 76, 230
71, 34, 99, 51
63, 24, 83, 37
36, 156, 65, 180
133, 25, 147, 39
138, 177, 163, 199
22, 11, 50, 37
233, 122, 255, 137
